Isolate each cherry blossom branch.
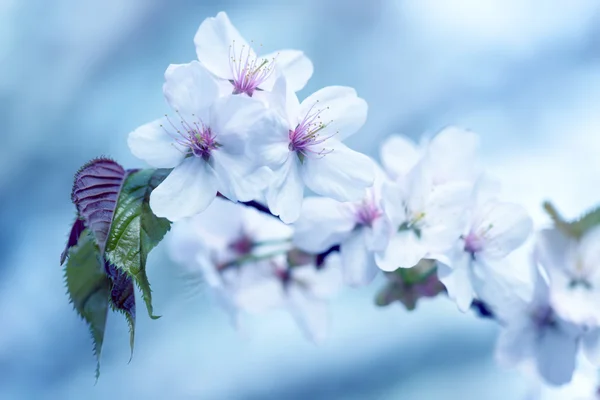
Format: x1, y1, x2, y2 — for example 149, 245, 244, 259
219, 191, 496, 318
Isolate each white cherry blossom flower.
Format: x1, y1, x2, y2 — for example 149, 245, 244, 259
167, 198, 293, 325
194, 12, 313, 98
249, 78, 375, 223
439, 199, 533, 312
535, 226, 600, 367
293, 169, 390, 286
128, 61, 271, 221
373, 126, 481, 271
375, 161, 473, 270
535, 226, 600, 328
167, 198, 341, 342
494, 267, 582, 386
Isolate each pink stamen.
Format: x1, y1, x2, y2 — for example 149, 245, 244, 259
160, 112, 219, 160
228, 40, 276, 97
288, 102, 335, 160
354, 193, 382, 227
463, 231, 484, 255
462, 224, 493, 256
228, 230, 253, 256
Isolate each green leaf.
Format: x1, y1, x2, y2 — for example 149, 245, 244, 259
544, 201, 600, 239
569, 206, 600, 239
105, 169, 171, 319
64, 229, 111, 380
543, 201, 578, 238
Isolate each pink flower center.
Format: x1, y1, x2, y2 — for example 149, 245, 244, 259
229, 41, 275, 97
288, 102, 334, 160
162, 114, 219, 161
228, 233, 253, 256
463, 231, 484, 255
354, 198, 381, 227
462, 224, 494, 256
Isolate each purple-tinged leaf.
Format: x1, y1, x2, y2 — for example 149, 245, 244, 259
71, 158, 126, 253
105, 260, 136, 357
60, 218, 86, 265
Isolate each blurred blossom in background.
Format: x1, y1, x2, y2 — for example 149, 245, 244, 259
2, 0, 600, 398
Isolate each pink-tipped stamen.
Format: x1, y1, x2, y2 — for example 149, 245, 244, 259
228, 40, 276, 97
288, 102, 336, 160
354, 193, 382, 228
160, 112, 219, 160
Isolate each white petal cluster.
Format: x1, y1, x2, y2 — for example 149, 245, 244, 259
168, 198, 341, 342
128, 11, 373, 223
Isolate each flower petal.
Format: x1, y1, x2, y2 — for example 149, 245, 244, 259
265, 74, 302, 123
341, 229, 379, 286
293, 197, 355, 253
424, 181, 473, 227
380, 135, 420, 180
364, 213, 392, 252
246, 108, 291, 169
534, 229, 574, 277
535, 324, 579, 385
244, 206, 294, 244
425, 126, 481, 185
194, 254, 242, 329
292, 261, 343, 299
380, 181, 408, 225
298, 86, 368, 140
420, 180, 473, 254
495, 318, 535, 366
149, 157, 218, 221
583, 329, 600, 366
437, 258, 475, 312
261, 49, 313, 92
375, 230, 426, 271
183, 197, 245, 251
209, 94, 270, 154
167, 219, 208, 266
127, 118, 186, 168
193, 12, 250, 80
475, 201, 533, 259
549, 281, 600, 327
163, 61, 220, 117
286, 284, 329, 344
234, 271, 286, 314
302, 140, 375, 202
212, 151, 272, 202
266, 156, 304, 223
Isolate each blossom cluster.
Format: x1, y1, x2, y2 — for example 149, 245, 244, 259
123, 11, 600, 397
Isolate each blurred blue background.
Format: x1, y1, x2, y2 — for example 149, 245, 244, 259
2, 0, 600, 398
